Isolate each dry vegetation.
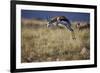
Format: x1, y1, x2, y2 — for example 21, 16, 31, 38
21, 19, 90, 63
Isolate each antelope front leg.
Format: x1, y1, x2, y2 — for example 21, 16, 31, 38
71, 31, 76, 40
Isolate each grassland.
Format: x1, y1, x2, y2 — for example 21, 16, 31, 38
21, 19, 90, 63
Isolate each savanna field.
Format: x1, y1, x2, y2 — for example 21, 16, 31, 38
21, 19, 90, 63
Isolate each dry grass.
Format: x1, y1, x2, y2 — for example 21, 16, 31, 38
21, 19, 90, 63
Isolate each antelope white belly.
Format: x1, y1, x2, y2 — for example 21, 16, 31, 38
58, 23, 66, 28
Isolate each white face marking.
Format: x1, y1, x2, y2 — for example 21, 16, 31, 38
47, 22, 49, 27
47, 22, 52, 27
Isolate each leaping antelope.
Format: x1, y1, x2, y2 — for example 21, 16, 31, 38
47, 16, 76, 39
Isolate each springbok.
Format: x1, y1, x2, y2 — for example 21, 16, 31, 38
47, 16, 76, 39
76, 22, 90, 30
